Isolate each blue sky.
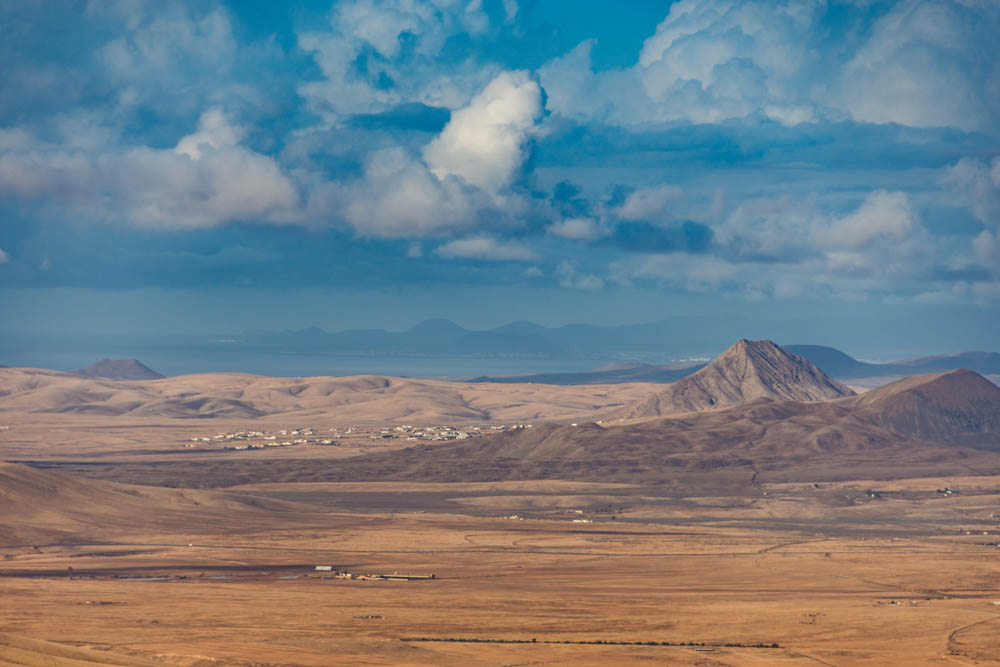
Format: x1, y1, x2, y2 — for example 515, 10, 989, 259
1, 0, 998, 352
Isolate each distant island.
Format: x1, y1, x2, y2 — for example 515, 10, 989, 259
75, 359, 165, 381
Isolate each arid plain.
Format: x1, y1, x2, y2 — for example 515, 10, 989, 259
2, 344, 1000, 666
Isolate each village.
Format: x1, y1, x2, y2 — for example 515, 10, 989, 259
182, 423, 531, 452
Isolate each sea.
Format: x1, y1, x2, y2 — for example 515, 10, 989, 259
0, 332, 619, 379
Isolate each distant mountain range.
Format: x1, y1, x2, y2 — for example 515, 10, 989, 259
469, 344, 1000, 385
241, 319, 1000, 383
243, 316, 756, 360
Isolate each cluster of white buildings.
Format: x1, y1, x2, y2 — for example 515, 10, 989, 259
185, 422, 534, 452
186, 427, 338, 451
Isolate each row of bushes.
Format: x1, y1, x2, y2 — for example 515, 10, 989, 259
400, 637, 780, 648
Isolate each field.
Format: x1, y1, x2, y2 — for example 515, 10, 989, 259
3, 461, 1000, 665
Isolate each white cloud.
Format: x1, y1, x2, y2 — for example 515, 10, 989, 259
435, 236, 538, 261
646, 188, 942, 300
423, 70, 542, 193
973, 230, 999, 263
298, 0, 497, 120
301, 71, 546, 239
407, 242, 423, 258
819, 190, 918, 249
613, 253, 740, 291
541, 0, 827, 126
98, 6, 241, 115
714, 195, 822, 261
174, 107, 244, 159
0, 248, 9, 264
556, 261, 604, 289
0, 109, 300, 229
943, 156, 1000, 227
538, 0, 1000, 132
835, 1, 1000, 132
333, 147, 485, 238
616, 184, 684, 221
546, 217, 608, 241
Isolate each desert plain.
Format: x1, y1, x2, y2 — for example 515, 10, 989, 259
2, 350, 1000, 666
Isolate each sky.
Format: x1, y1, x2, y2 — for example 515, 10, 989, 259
1, 0, 999, 352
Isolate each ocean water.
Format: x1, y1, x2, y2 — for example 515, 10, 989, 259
0, 334, 609, 379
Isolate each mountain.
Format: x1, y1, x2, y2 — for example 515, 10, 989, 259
782, 345, 885, 378
403, 318, 468, 343
619, 339, 854, 418
75, 358, 165, 380
785, 346, 1000, 380
466, 361, 705, 385
892, 351, 1000, 375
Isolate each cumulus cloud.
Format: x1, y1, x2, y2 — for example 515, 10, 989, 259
423, 71, 542, 193
435, 236, 538, 261
541, 0, 827, 126
616, 184, 684, 221
538, 0, 1000, 132
820, 190, 918, 249
0, 108, 299, 228
0, 248, 9, 264
611, 253, 741, 293
332, 147, 482, 238
604, 187, 951, 303
835, 1, 1000, 132
972, 231, 1000, 270
174, 107, 244, 159
324, 72, 542, 237
546, 217, 608, 241
298, 0, 498, 120
556, 261, 604, 289
943, 156, 1000, 226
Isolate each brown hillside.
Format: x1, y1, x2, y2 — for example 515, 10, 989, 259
0, 462, 324, 546
619, 339, 855, 418
846, 369, 1000, 448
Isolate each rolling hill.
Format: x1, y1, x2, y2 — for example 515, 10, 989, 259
0, 367, 656, 423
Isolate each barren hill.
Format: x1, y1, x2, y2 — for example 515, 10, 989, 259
0, 367, 655, 423
619, 339, 854, 418
75, 358, 165, 380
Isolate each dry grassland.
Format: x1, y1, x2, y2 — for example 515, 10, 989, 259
2, 485, 1000, 666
